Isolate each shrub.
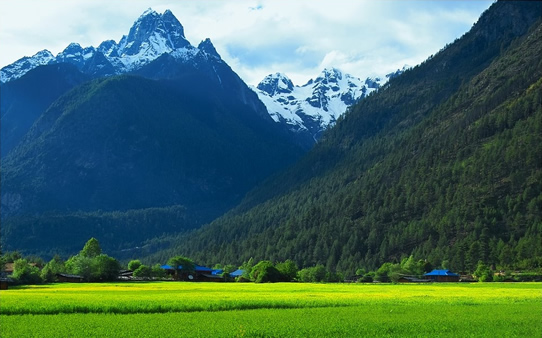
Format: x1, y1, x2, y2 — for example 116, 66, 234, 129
133, 265, 152, 279
12, 259, 42, 284
250, 261, 285, 283
275, 260, 298, 281
128, 260, 142, 271
297, 265, 327, 282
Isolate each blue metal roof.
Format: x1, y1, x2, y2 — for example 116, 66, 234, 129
229, 269, 244, 277
424, 269, 459, 277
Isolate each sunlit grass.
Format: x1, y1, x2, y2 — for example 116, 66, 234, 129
1, 282, 540, 337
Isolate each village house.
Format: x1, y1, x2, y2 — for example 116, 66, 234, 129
398, 276, 431, 283
424, 269, 460, 282
161, 264, 222, 281
56, 273, 84, 283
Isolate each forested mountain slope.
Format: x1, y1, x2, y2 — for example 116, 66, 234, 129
147, 1, 542, 273
0, 64, 89, 157
0, 73, 303, 256
0, 10, 308, 257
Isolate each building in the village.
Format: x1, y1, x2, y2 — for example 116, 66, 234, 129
424, 269, 460, 282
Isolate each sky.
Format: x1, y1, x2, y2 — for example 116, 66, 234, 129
0, 0, 494, 86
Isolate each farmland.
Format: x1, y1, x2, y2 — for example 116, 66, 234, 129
1, 282, 540, 337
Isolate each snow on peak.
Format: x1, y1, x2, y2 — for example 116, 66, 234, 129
140, 8, 159, 19
55, 43, 96, 69
63, 42, 83, 52
35, 50, 55, 59
0, 49, 55, 83
113, 8, 192, 70
198, 38, 221, 59
97, 40, 119, 58
252, 68, 396, 142
257, 73, 294, 96
321, 67, 342, 77
1, 9, 220, 82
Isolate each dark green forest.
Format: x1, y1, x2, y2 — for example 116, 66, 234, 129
144, 1, 542, 274
1, 71, 304, 256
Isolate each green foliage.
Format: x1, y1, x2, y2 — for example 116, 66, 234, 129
275, 259, 298, 281
474, 261, 493, 282
133, 265, 152, 279
11, 258, 42, 284
249, 261, 284, 283
222, 264, 236, 274
375, 263, 395, 282
128, 260, 142, 271
92, 255, 121, 281
355, 268, 366, 276
80, 238, 102, 258
168, 255, 195, 278
239, 258, 255, 280
297, 265, 327, 282
151, 264, 167, 279
2, 251, 22, 263
40, 255, 66, 282
400, 256, 426, 276
65, 238, 120, 282
65, 255, 93, 281
358, 274, 374, 283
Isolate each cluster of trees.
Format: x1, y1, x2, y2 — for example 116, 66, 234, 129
126, 259, 166, 279
233, 258, 343, 283
3, 237, 536, 286
2, 238, 121, 284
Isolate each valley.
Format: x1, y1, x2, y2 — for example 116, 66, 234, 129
1, 1, 541, 278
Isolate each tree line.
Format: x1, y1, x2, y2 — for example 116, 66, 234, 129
3, 237, 538, 286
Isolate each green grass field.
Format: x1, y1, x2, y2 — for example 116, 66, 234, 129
1, 282, 540, 337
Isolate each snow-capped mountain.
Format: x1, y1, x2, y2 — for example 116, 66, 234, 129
252, 68, 400, 141
0, 9, 213, 83
1, 8, 273, 159
0, 50, 55, 83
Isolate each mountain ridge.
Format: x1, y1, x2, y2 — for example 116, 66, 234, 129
252, 67, 406, 142
140, 1, 542, 273
0, 9, 214, 83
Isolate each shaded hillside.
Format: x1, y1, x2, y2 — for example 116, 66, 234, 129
1, 206, 190, 258
0, 8, 309, 257
147, 1, 542, 272
0, 63, 89, 157
0, 73, 304, 256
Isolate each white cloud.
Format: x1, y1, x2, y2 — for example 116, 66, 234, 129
0, 0, 493, 85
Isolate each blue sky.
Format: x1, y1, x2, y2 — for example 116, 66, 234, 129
0, 0, 493, 85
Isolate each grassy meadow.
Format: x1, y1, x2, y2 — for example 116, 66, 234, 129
0, 282, 540, 337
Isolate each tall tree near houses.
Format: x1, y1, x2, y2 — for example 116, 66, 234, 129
167, 255, 195, 280
80, 238, 102, 258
